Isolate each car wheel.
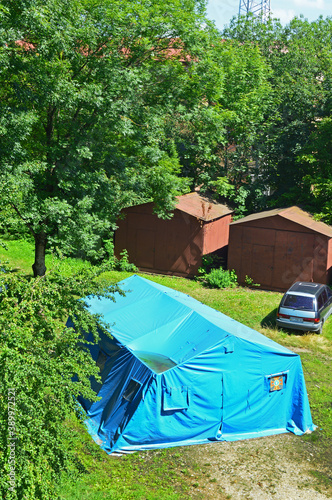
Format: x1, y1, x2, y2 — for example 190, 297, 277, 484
317, 321, 324, 334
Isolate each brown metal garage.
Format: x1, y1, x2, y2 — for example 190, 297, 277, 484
114, 192, 233, 277
228, 206, 332, 291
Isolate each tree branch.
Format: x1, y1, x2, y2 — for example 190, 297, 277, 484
10, 202, 36, 237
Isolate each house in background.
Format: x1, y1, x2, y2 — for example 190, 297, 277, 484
114, 192, 233, 277
228, 206, 332, 291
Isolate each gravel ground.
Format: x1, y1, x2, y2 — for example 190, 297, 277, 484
183, 433, 332, 500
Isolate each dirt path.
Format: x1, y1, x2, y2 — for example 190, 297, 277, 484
180, 433, 332, 499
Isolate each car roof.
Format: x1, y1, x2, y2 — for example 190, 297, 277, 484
287, 282, 325, 296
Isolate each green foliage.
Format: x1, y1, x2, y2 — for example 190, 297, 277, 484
197, 253, 225, 276
295, 117, 332, 224
0, 0, 216, 275
103, 238, 137, 272
244, 275, 260, 288
1, 4, 332, 264
197, 256, 237, 290
0, 237, 95, 278
221, 15, 332, 221
58, 422, 193, 499
103, 238, 117, 266
200, 267, 238, 289
0, 263, 122, 499
212, 177, 235, 199
261, 18, 332, 219
117, 250, 138, 273
174, 36, 272, 202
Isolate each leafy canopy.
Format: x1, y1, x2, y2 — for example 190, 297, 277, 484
220, 15, 332, 221
0, 0, 214, 274
0, 262, 122, 499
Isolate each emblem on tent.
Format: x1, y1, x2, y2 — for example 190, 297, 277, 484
270, 375, 284, 392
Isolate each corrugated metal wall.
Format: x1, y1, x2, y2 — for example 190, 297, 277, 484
115, 203, 232, 277
115, 204, 208, 276
202, 216, 230, 255
228, 217, 331, 291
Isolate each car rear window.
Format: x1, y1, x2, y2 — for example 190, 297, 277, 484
283, 294, 314, 311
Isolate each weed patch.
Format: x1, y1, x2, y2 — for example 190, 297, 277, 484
59, 434, 195, 499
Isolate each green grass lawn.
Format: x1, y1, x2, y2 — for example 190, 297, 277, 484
1, 239, 331, 499
0, 238, 92, 276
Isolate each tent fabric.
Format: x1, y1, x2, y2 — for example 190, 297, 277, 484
78, 274, 315, 454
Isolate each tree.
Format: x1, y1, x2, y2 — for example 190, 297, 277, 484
0, 0, 213, 276
296, 117, 332, 224
0, 263, 122, 499
222, 15, 332, 219
212, 38, 273, 215
165, 34, 272, 214
259, 17, 332, 204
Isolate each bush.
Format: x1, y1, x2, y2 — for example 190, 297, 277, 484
0, 265, 123, 499
203, 268, 238, 289
197, 254, 225, 276
244, 275, 260, 287
103, 239, 137, 272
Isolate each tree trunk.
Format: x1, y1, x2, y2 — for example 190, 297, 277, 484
32, 232, 47, 277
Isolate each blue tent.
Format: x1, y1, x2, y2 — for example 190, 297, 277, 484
78, 275, 315, 454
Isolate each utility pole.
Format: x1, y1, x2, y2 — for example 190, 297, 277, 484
238, 0, 271, 23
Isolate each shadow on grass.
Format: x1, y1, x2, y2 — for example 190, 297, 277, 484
261, 307, 317, 336
261, 307, 278, 329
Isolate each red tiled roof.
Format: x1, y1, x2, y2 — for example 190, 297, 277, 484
15, 40, 35, 50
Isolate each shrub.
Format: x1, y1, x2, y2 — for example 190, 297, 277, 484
197, 254, 225, 276
103, 238, 137, 272
0, 264, 123, 499
244, 275, 260, 287
203, 268, 238, 289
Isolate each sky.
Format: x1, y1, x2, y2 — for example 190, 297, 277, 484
207, 0, 331, 29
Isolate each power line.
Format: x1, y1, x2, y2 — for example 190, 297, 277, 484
238, 0, 271, 23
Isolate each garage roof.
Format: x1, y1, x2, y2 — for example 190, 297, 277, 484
230, 206, 332, 238
176, 192, 233, 221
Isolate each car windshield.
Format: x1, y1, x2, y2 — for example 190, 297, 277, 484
283, 294, 314, 311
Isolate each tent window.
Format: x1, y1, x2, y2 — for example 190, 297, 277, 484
123, 379, 142, 402
266, 372, 288, 393
163, 386, 189, 411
